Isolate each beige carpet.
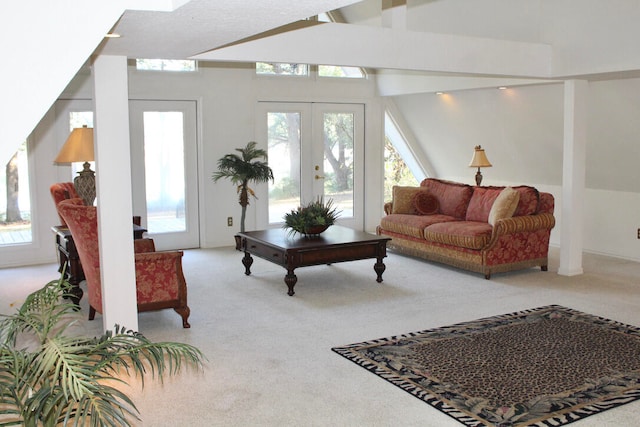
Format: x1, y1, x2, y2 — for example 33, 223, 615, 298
2, 247, 640, 426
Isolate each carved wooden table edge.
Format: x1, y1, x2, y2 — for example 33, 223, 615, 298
236, 227, 391, 296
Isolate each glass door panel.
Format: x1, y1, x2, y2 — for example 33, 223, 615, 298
320, 112, 355, 219
267, 112, 301, 224
313, 103, 364, 229
143, 111, 186, 233
257, 102, 363, 230
129, 100, 199, 250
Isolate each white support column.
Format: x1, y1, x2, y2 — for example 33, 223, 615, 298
92, 55, 138, 331
558, 79, 588, 276
382, 0, 406, 30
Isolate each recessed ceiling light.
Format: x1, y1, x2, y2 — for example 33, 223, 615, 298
436, 92, 445, 95
105, 33, 121, 38
498, 86, 508, 90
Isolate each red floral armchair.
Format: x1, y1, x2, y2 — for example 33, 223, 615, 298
50, 182, 81, 226
57, 199, 191, 328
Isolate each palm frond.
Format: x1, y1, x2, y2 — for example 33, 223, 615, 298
211, 141, 274, 188
1, 276, 206, 427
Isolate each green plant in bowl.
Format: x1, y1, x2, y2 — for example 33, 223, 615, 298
283, 197, 341, 236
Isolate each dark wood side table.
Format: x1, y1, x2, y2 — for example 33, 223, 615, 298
52, 224, 147, 306
236, 226, 391, 296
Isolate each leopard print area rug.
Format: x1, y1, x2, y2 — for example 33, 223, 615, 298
332, 305, 640, 426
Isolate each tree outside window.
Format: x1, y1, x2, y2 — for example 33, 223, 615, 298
1, 141, 31, 245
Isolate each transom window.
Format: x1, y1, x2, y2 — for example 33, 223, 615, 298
256, 62, 309, 76
136, 59, 197, 72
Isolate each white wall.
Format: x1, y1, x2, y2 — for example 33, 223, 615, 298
8, 61, 640, 268
0, 62, 384, 268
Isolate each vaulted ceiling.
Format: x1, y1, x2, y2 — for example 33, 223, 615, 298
101, 0, 640, 94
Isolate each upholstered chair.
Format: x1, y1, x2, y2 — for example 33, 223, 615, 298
57, 198, 191, 328
50, 182, 81, 226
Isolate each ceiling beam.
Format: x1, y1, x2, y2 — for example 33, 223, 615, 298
194, 22, 553, 78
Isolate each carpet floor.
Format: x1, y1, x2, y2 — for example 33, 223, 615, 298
2, 246, 640, 426
333, 305, 640, 426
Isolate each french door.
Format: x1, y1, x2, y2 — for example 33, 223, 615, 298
256, 102, 364, 230
129, 100, 199, 250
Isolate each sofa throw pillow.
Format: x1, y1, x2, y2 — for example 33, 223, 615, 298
412, 191, 439, 215
512, 185, 540, 216
421, 178, 474, 219
392, 186, 424, 214
488, 187, 520, 226
465, 187, 503, 222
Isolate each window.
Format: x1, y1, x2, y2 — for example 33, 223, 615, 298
318, 65, 365, 79
256, 62, 309, 76
136, 59, 197, 72
0, 141, 32, 245
384, 111, 425, 202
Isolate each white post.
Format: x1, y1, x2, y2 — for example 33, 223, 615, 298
92, 55, 139, 331
381, 0, 406, 30
558, 80, 587, 276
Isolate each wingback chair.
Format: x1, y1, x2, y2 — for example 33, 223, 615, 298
57, 198, 191, 328
50, 182, 81, 226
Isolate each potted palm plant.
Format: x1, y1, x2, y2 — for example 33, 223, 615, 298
212, 141, 274, 234
0, 275, 205, 426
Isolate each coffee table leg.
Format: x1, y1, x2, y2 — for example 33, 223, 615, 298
242, 252, 253, 275
285, 269, 297, 296
374, 258, 386, 283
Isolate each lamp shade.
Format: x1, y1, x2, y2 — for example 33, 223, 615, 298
54, 126, 94, 163
468, 145, 492, 168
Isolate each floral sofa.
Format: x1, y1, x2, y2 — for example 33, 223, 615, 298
377, 178, 555, 279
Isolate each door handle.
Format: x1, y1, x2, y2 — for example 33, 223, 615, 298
315, 174, 325, 180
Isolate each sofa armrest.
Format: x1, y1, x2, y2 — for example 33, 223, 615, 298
493, 213, 556, 236
384, 202, 393, 215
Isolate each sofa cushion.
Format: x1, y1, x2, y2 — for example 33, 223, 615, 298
381, 214, 458, 240
424, 221, 493, 250
465, 187, 502, 222
391, 186, 429, 214
513, 186, 540, 216
413, 191, 439, 215
488, 187, 520, 226
420, 178, 473, 219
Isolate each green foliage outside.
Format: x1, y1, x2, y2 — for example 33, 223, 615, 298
256, 62, 308, 76
384, 137, 418, 203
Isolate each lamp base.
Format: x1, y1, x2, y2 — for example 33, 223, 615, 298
475, 168, 483, 186
74, 162, 96, 206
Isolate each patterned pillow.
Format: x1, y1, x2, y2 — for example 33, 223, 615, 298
421, 178, 474, 219
488, 187, 520, 226
412, 191, 439, 215
465, 187, 503, 222
512, 186, 540, 216
391, 186, 422, 214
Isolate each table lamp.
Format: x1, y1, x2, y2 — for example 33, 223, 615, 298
54, 125, 96, 205
468, 145, 492, 186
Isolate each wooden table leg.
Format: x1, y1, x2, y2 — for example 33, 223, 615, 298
374, 258, 386, 283
242, 252, 253, 275
285, 269, 297, 296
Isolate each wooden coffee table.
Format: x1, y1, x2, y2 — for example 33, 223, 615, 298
236, 226, 391, 296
